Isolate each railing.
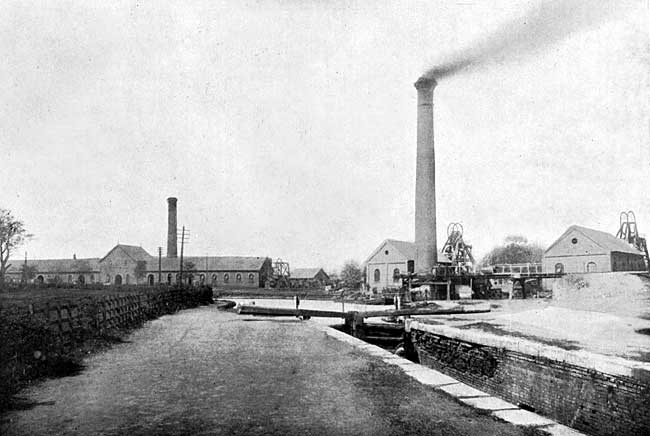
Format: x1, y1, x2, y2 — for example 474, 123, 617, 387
483, 263, 543, 275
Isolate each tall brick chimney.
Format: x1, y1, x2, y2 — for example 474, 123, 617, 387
167, 197, 178, 258
414, 77, 438, 274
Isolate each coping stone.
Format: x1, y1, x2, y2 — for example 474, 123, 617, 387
493, 409, 555, 427
459, 396, 519, 411
439, 383, 491, 398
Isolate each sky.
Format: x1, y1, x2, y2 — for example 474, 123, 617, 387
1, 0, 648, 272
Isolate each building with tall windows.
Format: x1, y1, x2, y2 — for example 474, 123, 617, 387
543, 225, 646, 274
363, 239, 415, 294
5, 197, 273, 288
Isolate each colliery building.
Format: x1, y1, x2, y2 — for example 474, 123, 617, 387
6, 197, 273, 288
543, 225, 646, 274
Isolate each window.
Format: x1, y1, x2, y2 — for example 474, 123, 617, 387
167, 273, 173, 284
124, 260, 128, 266
212, 274, 217, 284
385, 250, 389, 255
68, 275, 72, 283
571, 238, 578, 244
199, 274, 205, 285
224, 273, 230, 283
393, 268, 400, 283
236, 273, 242, 283
586, 262, 597, 273
90, 274, 95, 283
555, 263, 564, 274
248, 273, 255, 283
126, 274, 130, 284
374, 269, 380, 282
105, 275, 111, 283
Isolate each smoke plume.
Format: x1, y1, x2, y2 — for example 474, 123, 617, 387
424, 0, 632, 80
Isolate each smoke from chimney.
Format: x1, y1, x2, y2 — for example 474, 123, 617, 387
414, 77, 438, 274
167, 197, 178, 258
423, 0, 629, 80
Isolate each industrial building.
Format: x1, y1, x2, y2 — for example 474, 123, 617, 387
543, 225, 646, 274
288, 268, 330, 289
6, 198, 273, 288
364, 239, 415, 293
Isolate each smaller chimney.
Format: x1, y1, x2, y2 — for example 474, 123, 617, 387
167, 197, 178, 258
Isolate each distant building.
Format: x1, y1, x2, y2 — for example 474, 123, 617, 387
289, 268, 330, 288
364, 239, 415, 293
543, 225, 646, 274
6, 244, 273, 288
5, 197, 274, 288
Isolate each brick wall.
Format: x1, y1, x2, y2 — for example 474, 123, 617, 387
408, 329, 650, 436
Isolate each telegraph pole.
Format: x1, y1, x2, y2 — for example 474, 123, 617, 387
178, 226, 190, 288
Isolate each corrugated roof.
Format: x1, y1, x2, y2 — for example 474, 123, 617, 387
151, 256, 270, 272
291, 268, 326, 279
546, 225, 644, 256
6, 258, 101, 273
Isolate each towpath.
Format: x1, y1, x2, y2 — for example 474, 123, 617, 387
2, 306, 533, 436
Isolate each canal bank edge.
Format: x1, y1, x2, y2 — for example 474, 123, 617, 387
404, 319, 650, 436
312, 322, 585, 436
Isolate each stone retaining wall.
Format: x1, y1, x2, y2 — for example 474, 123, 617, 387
406, 320, 650, 436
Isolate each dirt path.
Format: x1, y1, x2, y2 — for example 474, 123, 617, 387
1, 306, 534, 436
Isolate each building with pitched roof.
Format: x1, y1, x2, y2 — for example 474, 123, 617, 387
289, 268, 330, 288
543, 225, 646, 274
364, 239, 416, 293
5, 197, 273, 288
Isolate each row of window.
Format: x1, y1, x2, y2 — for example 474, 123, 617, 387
373, 268, 401, 283
554, 262, 597, 274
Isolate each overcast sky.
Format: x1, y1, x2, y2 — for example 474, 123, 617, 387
1, 0, 648, 271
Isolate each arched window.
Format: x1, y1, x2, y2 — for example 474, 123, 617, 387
586, 262, 597, 273
199, 274, 205, 285
125, 274, 130, 284
236, 273, 242, 283
393, 268, 400, 283
78, 275, 85, 284
212, 274, 218, 284
374, 269, 380, 282
248, 273, 255, 283
224, 273, 230, 283
167, 273, 173, 284
114, 274, 123, 285
105, 275, 111, 284
36, 275, 44, 284
148, 274, 155, 286
90, 274, 95, 283
554, 263, 564, 274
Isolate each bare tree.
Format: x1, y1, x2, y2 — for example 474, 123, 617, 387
0, 208, 31, 286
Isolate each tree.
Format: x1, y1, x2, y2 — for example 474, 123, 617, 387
340, 260, 362, 289
481, 235, 544, 267
0, 208, 31, 286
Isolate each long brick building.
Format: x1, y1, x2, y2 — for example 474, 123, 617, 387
5, 198, 273, 288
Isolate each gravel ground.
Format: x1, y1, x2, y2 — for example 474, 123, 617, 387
1, 306, 535, 436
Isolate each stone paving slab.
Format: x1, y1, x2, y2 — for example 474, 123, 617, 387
493, 409, 556, 427
439, 382, 491, 398
459, 396, 519, 411
540, 423, 588, 436
403, 367, 459, 386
